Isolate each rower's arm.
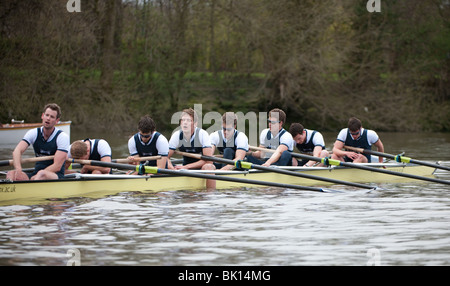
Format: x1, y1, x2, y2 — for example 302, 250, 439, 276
157, 156, 168, 169
220, 149, 247, 170
264, 144, 288, 166
249, 145, 264, 159
64, 159, 75, 174
45, 150, 67, 173
312, 146, 323, 158
373, 139, 385, 163
12, 140, 29, 172
184, 147, 214, 169
210, 144, 217, 155
332, 140, 347, 158
306, 146, 324, 166
99, 156, 112, 174
167, 149, 175, 169
235, 149, 247, 161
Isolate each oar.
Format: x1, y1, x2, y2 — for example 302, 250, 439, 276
66, 156, 162, 165
113, 156, 161, 164
70, 159, 334, 193
344, 146, 450, 172
175, 151, 376, 190
0, 156, 55, 167
249, 146, 450, 186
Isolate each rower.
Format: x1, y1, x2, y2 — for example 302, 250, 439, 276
210, 112, 249, 170
66, 138, 112, 174
6, 103, 70, 181
331, 117, 384, 163
167, 108, 216, 189
246, 108, 294, 166
289, 123, 330, 167
128, 115, 169, 169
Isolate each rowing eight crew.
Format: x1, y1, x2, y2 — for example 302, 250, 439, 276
6, 104, 385, 188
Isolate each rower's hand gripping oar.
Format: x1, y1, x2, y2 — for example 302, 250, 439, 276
344, 146, 450, 172
71, 159, 331, 193
174, 151, 376, 190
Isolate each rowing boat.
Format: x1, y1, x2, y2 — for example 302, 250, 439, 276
0, 120, 71, 145
0, 162, 437, 206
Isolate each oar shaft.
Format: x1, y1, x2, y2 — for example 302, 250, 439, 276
113, 156, 161, 164
0, 156, 55, 167
175, 151, 374, 190
72, 159, 325, 192
344, 146, 450, 171
72, 159, 136, 171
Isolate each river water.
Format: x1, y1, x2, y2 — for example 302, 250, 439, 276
0, 131, 449, 266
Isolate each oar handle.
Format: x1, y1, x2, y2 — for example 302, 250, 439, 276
174, 151, 230, 165
249, 145, 324, 163
343, 146, 365, 153
114, 156, 162, 164
0, 156, 55, 167
174, 151, 202, 160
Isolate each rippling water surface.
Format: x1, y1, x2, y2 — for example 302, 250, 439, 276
0, 132, 449, 266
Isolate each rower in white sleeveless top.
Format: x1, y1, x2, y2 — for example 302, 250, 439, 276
210, 112, 249, 170
289, 123, 329, 167
128, 115, 169, 169
246, 108, 294, 166
66, 138, 112, 174
7, 103, 70, 181
332, 117, 384, 163
167, 108, 216, 189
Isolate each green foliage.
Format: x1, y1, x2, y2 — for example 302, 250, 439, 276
1, 0, 449, 132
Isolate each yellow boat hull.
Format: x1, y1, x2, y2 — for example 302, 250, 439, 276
0, 163, 437, 206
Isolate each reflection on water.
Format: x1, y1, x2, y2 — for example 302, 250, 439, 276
0, 132, 450, 265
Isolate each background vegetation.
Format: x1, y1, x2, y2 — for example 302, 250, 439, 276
1, 0, 449, 132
